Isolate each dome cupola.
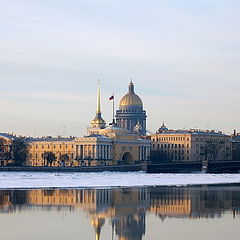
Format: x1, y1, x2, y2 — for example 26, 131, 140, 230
119, 81, 143, 109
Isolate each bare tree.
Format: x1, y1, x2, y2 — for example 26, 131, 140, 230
43, 151, 56, 166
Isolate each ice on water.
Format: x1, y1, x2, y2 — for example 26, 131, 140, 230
0, 171, 240, 189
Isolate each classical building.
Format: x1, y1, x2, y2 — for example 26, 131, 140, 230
26, 82, 151, 167
75, 125, 151, 166
0, 133, 16, 166
26, 137, 76, 167
116, 81, 147, 135
149, 124, 231, 162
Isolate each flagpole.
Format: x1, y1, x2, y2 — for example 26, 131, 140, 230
112, 92, 115, 124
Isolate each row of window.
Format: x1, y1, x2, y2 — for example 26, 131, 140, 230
159, 150, 190, 154
195, 138, 227, 142
30, 152, 74, 159
31, 144, 74, 149
152, 136, 190, 142
152, 143, 189, 149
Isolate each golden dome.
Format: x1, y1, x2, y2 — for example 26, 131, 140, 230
119, 81, 143, 108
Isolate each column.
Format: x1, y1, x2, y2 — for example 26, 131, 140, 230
143, 147, 146, 160
97, 145, 99, 160
99, 145, 102, 159
83, 145, 85, 159
108, 145, 111, 160
139, 146, 142, 161
92, 145, 95, 159
76, 145, 79, 159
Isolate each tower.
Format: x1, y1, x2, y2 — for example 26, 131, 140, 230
90, 80, 106, 129
116, 81, 147, 135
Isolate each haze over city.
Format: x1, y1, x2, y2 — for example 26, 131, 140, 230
0, 0, 239, 137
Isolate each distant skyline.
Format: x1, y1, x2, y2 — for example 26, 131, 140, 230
0, 0, 239, 136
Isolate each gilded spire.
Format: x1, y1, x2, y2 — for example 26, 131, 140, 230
90, 80, 106, 129
97, 79, 101, 113
90, 217, 105, 240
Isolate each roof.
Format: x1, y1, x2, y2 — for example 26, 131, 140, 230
0, 133, 18, 141
26, 137, 75, 143
153, 130, 229, 137
83, 134, 109, 139
231, 135, 240, 143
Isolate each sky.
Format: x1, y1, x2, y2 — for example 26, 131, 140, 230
0, 0, 239, 137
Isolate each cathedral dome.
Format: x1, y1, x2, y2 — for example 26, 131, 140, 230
119, 81, 143, 109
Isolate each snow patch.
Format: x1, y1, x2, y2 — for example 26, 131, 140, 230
0, 172, 240, 189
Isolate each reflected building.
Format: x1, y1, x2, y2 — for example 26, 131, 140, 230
149, 187, 192, 218
1, 185, 240, 239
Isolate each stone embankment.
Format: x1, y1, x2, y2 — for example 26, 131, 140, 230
0, 164, 145, 172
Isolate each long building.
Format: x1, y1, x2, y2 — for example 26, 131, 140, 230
149, 123, 231, 162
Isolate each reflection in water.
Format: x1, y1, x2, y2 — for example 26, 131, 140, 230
1, 185, 240, 240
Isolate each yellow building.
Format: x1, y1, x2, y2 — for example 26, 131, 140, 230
149, 123, 231, 162
26, 137, 76, 166
26, 83, 151, 167
0, 133, 15, 166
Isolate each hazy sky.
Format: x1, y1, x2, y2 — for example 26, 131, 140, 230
0, 0, 239, 137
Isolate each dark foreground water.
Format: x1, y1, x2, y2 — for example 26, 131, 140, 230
1, 185, 240, 240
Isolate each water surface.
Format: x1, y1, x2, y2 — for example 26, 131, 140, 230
1, 184, 240, 240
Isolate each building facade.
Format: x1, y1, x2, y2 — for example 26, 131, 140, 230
231, 134, 240, 161
149, 126, 231, 162
116, 81, 147, 135
26, 137, 76, 167
26, 82, 151, 167
26, 126, 151, 167
0, 133, 16, 166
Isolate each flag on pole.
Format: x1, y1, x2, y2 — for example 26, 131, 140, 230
109, 95, 114, 100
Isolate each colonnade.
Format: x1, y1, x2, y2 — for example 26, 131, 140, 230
139, 146, 151, 161
76, 144, 112, 160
